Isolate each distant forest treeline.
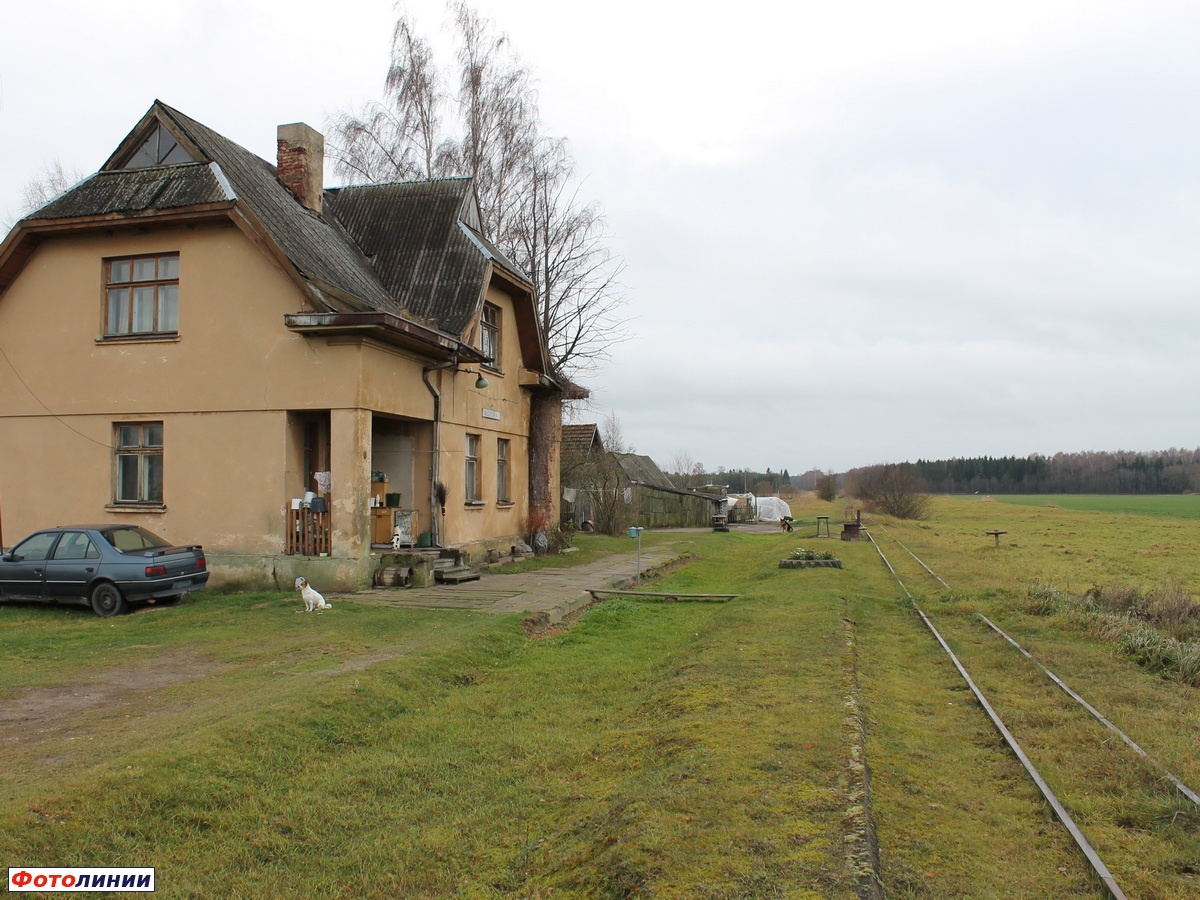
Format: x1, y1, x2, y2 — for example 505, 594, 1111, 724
703, 450, 1200, 496
904, 449, 1200, 495
710, 469, 792, 493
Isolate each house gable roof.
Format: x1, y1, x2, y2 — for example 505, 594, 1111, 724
321, 180, 549, 375
323, 179, 488, 336
614, 453, 675, 489
1, 102, 556, 366
561, 424, 603, 459
614, 454, 720, 505
7, 103, 399, 317
4, 103, 400, 316
131, 103, 402, 316
32, 163, 232, 218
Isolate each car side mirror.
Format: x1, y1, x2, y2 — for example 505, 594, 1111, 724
1, 553, 15, 562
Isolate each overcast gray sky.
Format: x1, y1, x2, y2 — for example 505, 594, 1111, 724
3, 0, 1198, 474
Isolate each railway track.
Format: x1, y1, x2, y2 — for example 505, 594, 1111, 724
863, 521, 1200, 899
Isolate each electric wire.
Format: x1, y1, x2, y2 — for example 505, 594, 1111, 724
0, 342, 111, 450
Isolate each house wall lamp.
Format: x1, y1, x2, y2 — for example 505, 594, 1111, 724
460, 368, 489, 389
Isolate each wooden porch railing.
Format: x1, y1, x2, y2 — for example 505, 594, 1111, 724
286, 508, 331, 556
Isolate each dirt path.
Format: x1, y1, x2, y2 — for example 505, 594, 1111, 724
0, 631, 471, 757
0, 646, 219, 750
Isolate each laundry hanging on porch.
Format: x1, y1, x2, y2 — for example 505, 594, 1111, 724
314, 471, 332, 493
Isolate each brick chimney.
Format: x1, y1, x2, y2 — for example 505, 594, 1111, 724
277, 122, 324, 214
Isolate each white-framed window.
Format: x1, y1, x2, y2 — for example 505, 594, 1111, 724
114, 422, 164, 505
465, 433, 480, 502
117, 123, 194, 169
105, 254, 179, 337
480, 303, 500, 365
497, 439, 510, 503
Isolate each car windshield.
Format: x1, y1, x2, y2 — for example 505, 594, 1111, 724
101, 526, 172, 553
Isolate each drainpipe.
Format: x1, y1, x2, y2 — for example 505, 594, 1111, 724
421, 356, 458, 547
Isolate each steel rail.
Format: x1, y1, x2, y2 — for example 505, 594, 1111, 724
874, 521, 1200, 807
977, 613, 1200, 807
871, 523, 951, 590
865, 529, 1128, 900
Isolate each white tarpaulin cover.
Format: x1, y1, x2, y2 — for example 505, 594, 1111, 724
721, 494, 747, 512
754, 496, 792, 521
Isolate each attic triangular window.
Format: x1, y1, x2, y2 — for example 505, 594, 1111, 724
117, 122, 195, 169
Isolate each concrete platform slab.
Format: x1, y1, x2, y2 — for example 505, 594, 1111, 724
335, 550, 674, 625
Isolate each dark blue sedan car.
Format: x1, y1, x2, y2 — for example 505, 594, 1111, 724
0, 525, 209, 617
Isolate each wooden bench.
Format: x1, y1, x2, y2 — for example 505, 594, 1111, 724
986, 530, 1008, 546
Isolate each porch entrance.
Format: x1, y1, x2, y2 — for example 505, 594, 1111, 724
370, 416, 431, 548
286, 411, 332, 556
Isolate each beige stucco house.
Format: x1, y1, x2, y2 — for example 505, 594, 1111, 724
0, 102, 561, 590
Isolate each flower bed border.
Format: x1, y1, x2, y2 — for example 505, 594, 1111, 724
779, 559, 843, 569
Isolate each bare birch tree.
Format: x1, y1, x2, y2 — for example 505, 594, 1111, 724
668, 451, 696, 486
514, 137, 625, 375
3, 159, 82, 232
584, 413, 635, 535
444, 1, 537, 243
326, 0, 625, 379
326, 15, 445, 183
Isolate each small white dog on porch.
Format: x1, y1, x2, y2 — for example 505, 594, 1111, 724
295, 576, 332, 612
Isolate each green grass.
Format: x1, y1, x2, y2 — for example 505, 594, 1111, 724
864, 496, 1200, 897
0, 533, 861, 898
4, 499, 1200, 896
991, 493, 1200, 519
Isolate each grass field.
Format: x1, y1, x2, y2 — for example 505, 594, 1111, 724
3, 501, 1200, 897
990, 493, 1200, 519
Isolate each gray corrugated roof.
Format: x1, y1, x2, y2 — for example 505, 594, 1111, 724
614, 453, 675, 488
323, 179, 489, 335
10, 102, 538, 346
153, 104, 401, 316
32, 164, 230, 218
460, 221, 528, 282
20, 102, 401, 317
561, 424, 601, 458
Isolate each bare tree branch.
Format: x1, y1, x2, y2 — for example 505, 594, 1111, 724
326, 0, 626, 381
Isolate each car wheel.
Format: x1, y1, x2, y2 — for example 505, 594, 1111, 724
90, 583, 127, 617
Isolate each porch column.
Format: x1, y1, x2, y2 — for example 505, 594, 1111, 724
330, 408, 372, 558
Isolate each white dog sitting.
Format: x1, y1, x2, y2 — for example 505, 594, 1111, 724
295, 576, 332, 612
